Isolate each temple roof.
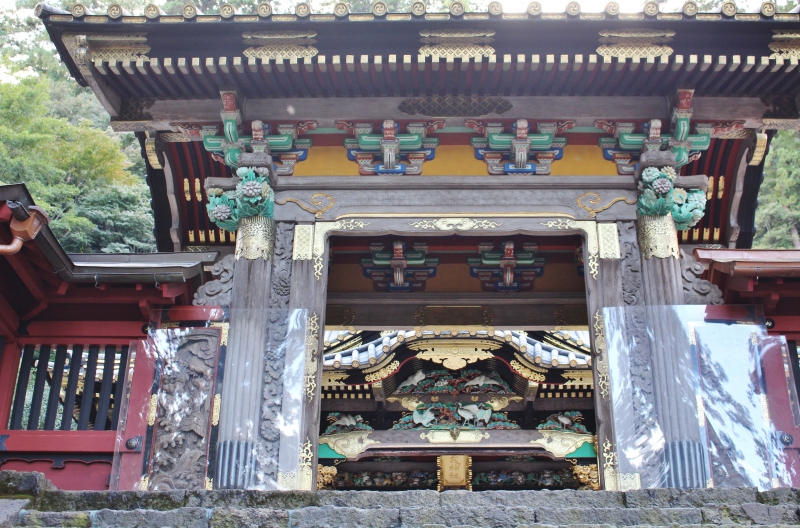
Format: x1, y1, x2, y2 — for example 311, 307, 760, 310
37, 2, 800, 103
35, 2, 786, 253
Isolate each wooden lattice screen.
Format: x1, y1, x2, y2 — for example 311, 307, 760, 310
8, 344, 129, 431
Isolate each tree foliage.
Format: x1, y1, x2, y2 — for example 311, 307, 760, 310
754, 131, 800, 249
0, 79, 157, 253
1, 1, 155, 253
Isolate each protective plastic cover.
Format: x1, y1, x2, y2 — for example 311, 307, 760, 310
604, 304, 800, 490
110, 308, 308, 491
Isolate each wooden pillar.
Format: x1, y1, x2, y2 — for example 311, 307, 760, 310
284, 221, 327, 491
215, 216, 275, 489
630, 152, 708, 488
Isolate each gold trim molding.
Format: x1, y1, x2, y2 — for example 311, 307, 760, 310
593, 310, 610, 400
420, 430, 489, 443
510, 359, 546, 382
638, 214, 679, 259
601, 439, 641, 490
235, 215, 275, 261
322, 371, 349, 386
531, 430, 594, 458
276, 193, 334, 218
485, 395, 523, 410
304, 312, 320, 402
409, 218, 502, 230
387, 395, 423, 411
562, 369, 594, 386
293, 224, 314, 260
577, 193, 636, 218
319, 431, 379, 458
541, 219, 599, 279
597, 223, 621, 259
364, 360, 400, 382
407, 339, 502, 370
313, 220, 369, 279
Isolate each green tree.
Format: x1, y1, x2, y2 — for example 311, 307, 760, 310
2, 0, 155, 253
0, 78, 155, 253
753, 130, 800, 249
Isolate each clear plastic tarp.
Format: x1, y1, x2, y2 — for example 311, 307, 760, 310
604, 304, 800, 490
110, 308, 308, 491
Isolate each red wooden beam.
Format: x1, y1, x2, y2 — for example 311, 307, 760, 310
44, 285, 187, 305
24, 321, 145, 339
0, 430, 116, 453
0, 294, 19, 339
165, 305, 225, 322
0, 341, 21, 429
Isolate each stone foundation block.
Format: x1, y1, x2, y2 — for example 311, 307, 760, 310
624, 487, 759, 508
0, 472, 55, 508
185, 490, 318, 510
439, 490, 625, 510
17, 509, 92, 527
398, 505, 536, 528
535, 506, 703, 526
316, 490, 440, 509
291, 506, 400, 528
92, 507, 208, 528
760, 489, 800, 506
0, 500, 29, 528
38, 491, 186, 513
209, 507, 288, 528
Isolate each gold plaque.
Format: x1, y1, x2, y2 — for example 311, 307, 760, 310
437, 455, 472, 491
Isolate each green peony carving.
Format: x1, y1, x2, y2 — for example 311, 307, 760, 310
205, 168, 274, 232
637, 166, 706, 231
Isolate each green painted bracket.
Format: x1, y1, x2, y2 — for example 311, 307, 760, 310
488, 132, 559, 151
355, 133, 424, 151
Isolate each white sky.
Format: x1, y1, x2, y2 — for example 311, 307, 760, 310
0, 0, 766, 15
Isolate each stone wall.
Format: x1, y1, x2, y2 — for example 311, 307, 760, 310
1, 471, 800, 527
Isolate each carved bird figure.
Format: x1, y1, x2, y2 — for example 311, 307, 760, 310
456, 402, 476, 426
464, 374, 504, 389
557, 414, 573, 426
331, 414, 358, 427
412, 406, 436, 427
398, 370, 426, 389
475, 406, 492, 427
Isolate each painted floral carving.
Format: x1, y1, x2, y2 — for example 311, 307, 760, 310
205, 168, 274, 232
637, 166, 707, 230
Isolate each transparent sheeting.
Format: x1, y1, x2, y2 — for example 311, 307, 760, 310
111, 308, 308, 491
604, 305, 800, 490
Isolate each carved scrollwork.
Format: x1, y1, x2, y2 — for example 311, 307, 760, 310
260, 223, 294, 482
193, 254, 235, 307
618, 222, 644, 306
680, 248, 723, 305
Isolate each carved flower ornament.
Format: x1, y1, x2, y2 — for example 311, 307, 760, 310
206, 168, 274, 232
637, 166, 706, 231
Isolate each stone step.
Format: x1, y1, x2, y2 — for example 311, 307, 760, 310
4, 471, 800, 528
12, 504, 800, 528
25, 488, 784, 513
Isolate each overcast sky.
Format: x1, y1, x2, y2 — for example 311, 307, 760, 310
0, 0, 766, 15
